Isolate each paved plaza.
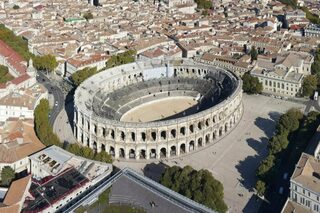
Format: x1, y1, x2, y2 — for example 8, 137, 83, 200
114, 94, 306, 213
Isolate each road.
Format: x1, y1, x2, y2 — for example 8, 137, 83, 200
36, 72, 64, 126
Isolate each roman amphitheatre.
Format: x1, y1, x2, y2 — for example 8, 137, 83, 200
73, 59, 243, 160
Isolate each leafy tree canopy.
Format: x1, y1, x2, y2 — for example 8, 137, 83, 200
33, 54, 58, 72
160, 166, 227, 213
302, 75, 317, 97
195, 0, 212, 9
71, 67, 98, 86
1, 166, 15, 186
106, 50, 136, 68
242, 72, 263, 94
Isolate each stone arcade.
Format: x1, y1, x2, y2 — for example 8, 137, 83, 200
74, 59, 243, 160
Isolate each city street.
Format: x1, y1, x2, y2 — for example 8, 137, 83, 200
36, 72, 64, 126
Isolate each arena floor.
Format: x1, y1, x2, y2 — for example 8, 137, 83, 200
120, 96, 197, 123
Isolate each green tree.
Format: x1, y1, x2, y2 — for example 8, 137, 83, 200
160, 166, 227, 213
242, 73, 263, 94
256, 154, 275, 178
269, 133, 289, 154
106, 50, 136, 68
13, 5, 20, 9
71, 67, 98, 86
195, 0, 212, 9
302, 75, 317, 97
250, 46, 258, 61
83, 12, 93, 20
94, 152, 113, 163
33, 55, 58, 73
255, 180, 266, 197
1, 167, 15, 186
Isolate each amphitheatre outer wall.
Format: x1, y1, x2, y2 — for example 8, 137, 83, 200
73, 59, 243, 160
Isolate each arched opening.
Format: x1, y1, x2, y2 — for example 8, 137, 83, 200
225, 123, 228, 133
171, 129, 176, 138
189, 125, 194, 133
101, 144, 106, 152
111, 129, 115, 139
205, 134, 210, 144
150, 149, 156, 159
93, 141, 97, 151
151, 132, 157, 141
198, 138, 203, 147
205, 119, 210, 127
141, 132, 146, 141
129, 149, 135, 159
140, 149, 146, 159
161, 131, 167, 140
119, 148, 125, 158
102, 127, 106, 137
213, 116, 216, 124
180, 144, 186, 154
180, 127, 185, 135
160, 148, 167, 158
170, 146, 176, 156
198, 122, 202, 130
109, 146, 115, 157
213, 131, 216, 140
131, 132, 136, 141
219, 127, 223, 136
121, 131, 125, 141
189, 141, 195, 151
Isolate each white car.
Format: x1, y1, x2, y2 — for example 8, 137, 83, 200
55, 101, 58, 106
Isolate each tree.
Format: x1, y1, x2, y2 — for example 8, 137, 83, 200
250, 46, 258, 61
255, 180, 266, 197
256, 154, 275, 178
302, 75, 317, 97
160, 166, 227, 213
1, 167, 15, 186
106, 50, 136, 68
242, 73, 263, 94
194, 0, 212, 9
13, 5, 20, 9
33, 55, 58, 73
269, 133, 289, 154
83, 12, 93, 20
71, 67, 98, 86
94, 152, 113, 163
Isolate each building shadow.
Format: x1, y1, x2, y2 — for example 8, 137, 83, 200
243, 194, 262, 213
64, 88, 75, 129
143, 162, 168, 182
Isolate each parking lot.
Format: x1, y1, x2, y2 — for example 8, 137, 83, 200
114, 94, 306, 213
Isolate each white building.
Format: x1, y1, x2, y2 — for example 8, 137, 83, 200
282, 153, 320, 213
0, 83, 47, 122
251, 52, 314, 97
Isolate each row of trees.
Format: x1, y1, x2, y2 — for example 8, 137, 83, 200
106, 50, 136, 68
242, 73, 263, 94
301, 7, 320, 24
160, 166, 227, 213
34, 99, 112, 163
33, 54, 58, 73
255, 109, 320, 196
301, 47, 320, 97
0, 24, 31, 60
71, 67, 98, 86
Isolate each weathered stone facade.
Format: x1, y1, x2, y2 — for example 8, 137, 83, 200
74, 59, 243, 160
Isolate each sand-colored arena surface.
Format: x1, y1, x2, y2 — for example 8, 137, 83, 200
120, 96, 197, 122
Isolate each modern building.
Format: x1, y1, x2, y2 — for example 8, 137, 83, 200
251, 51, 314, 97
22, 145, 113, 213
65, 167, 216, 213
282, 153, 320, 213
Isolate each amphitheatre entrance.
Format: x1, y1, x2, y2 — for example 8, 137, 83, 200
120, 97, 197, 123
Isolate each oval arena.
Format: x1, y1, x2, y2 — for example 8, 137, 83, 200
73, 59, 243, 160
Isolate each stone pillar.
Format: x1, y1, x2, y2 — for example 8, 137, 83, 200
146, 149, 150, 160
114, 147, 119, 158
97, 143, 101, 153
